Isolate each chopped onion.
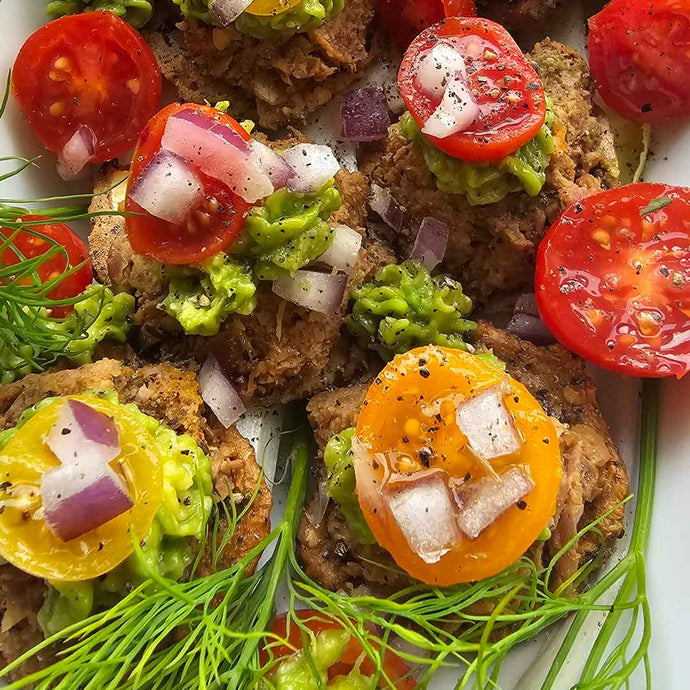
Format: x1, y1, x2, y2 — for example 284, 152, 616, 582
416, 42, 467, 99
455, 383, 522, 461
453, 466, 534, 539
514, 293, 539, 317
249, 140, 293, 189
209, 0, 252, 25
282, 144, 341, 194
272, 270, 347, 315
316, 224, 362, 273
422, 77, 480, 139
385, 471, 462, 564
198, 355, 246, 428
128, 150, 204, 225
56, 125, 95, 180
507, 313, 556, 346
305, 476, 330, 527
339, 87, 390, 142
409, 217, 449, 271
46, 399, 120, 468
369, 183, 407, 231
161, 111, 273, 203
41, 462, 133, 541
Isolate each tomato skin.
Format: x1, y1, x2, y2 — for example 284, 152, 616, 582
125, 103, 252, 265
1, 217, 92, 317
536, 183, 690, 378
398, 18, 546, 163
588, 0, 690, 122
443, 0, 477, 16
12, 12, 161, 161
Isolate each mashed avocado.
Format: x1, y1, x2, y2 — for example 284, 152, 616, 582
0, 390, 214, 636
400, 102, 555, 206
46, 0, 152, 27
346, 261, 477, 358
161, 254, 257, 336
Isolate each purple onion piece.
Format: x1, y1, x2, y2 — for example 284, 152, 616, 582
514, 293, 539, 317
171, 108, 252, 155
409, 217, 449, 271
369, 184, 407, 232
506, 313, 556, 346
339, 87, 390, 143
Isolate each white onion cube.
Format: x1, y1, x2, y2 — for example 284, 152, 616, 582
316, 224, 362, 273
282, 144, 341, 194
416, 42, 467, 98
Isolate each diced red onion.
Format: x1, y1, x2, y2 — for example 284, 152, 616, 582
339, 87, 390, 142
316, 224, 362, 273
422, 77, 479, 139
46, 399, 120, 467
272, 270, 347, 315
415, 42, 467, 99
369, 183, 407, 232
514, 293, 539, 317
198, 355, 246, 428
455, 383, 522, 461
209, 0, 253, 25
249, 140, 294, 189
452, 466, 534, 539
56, 125, 96, 180
282, 144, 341, 194
128, 150, 204, 225
507, 313, 556, 346
41, 462, 133, 541
305, 476, 330, 527
161, 111, 273, 203
385, 471, 462, 564
409, 217, 449, 271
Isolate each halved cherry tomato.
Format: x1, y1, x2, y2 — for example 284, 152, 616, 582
0, 396, 163, 582
588, 0, 690, 122
536, 183, 690, 378
261, 611, 416, 689
125, 103, 252, 265
1, 216, 92, 317
353, 346, 561, 586
12, 12, 161, 161
398, 17, 546, 163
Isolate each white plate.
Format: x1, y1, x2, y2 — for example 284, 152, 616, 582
0, 2, 686, 688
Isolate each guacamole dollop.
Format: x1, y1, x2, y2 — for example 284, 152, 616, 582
346, 261, 477, 358
0, 390, 214, 636
400, 101, 555, 206
46, 0, 153, 27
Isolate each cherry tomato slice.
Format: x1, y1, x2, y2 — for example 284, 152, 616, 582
262, 611, 415, 689
12, 12, 162, 162
398, 17, 546, 163
125, 103, 252, 265
536, 183, 690, 378
1, 216, 92, 317
588, 0, 690, 122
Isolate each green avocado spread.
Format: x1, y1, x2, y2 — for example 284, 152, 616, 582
400, 100, 555, 206
46, 0, 153, 27
0, 390, 214, 636
346, 260, 477, 358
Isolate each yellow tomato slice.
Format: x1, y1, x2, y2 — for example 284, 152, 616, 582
245, 0, 302, 17
354, 346, 562, 586
0, 396, 163, 581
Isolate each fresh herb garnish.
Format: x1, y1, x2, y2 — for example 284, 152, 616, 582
640, 195, 672, 216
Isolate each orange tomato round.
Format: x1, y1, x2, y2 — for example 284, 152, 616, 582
245, 0, 303, 16
0, 396, 163, 581
353, 346, 561, 586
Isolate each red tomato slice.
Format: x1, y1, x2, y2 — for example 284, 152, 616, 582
262, 611, 415, 689
125, 103, 252, 265
398, 18, 546, 163
536, 183, 690, 378
588, 0, 690, 122
1, 217, 92, 318
12, 12, 161, 162
443, 0, 477, 16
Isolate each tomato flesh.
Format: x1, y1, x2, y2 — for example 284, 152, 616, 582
588, 0, 690, 122
536, 183, 690, 378
12, 12, 161, 161
1, 217, 92, 317
398, 18, 546, 163
126, 103, 252, 265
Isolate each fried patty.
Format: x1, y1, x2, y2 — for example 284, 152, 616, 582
298, 324, 629, 593
476, 0, 562, 37
364, 39, 618, 307
0, 359, 272, 680
146, 0, 376, 130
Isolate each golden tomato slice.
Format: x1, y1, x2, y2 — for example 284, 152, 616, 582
0, 396, 163, 581
245, 0, 303, 17
354, 346, 561, 586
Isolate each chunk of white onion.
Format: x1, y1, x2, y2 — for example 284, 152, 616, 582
56, 125, 96, 181
198, 355, 246, 429
385, 471, 462, 564
422, 77, 480, 139
455, 383, 522, 461
272, 270, 347, 315
209, 0, 253, 25
128, 150, 204, 225
282, 144, 341, 194
249, 140, 294, 189
316, 224, 362, 273
453, 466, 534, 539
416, 42, 467, 99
